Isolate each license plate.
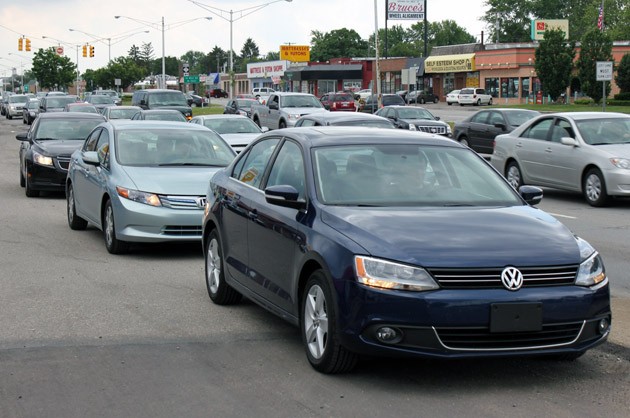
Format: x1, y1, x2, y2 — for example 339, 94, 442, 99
490, 302, 542, 333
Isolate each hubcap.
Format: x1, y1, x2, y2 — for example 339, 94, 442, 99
586, 174, 601, 202
207, 238, 221, 294
105, 206, 114, 247
507, 166, 521, 188
304, 285, 329, 359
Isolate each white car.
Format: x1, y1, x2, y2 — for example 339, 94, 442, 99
445, 89, 460, 106
190, 114, 268, 153
458, 88, 493, 106
356, 89, 373, 100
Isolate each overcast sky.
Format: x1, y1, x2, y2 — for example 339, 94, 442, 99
0, 0, 488, 75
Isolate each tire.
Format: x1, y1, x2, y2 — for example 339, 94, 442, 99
420, 98, 425, 104
460, 103, 464, 107
205, 229, 242, 305
253, 117, 261, 128
301, 270, 358, 374
24, 169, 40, 197
279, 121, 287, 129
458, 136, 469, 147
67, 184, 88, 230
475, 99, 481, 106
103, 200, 129, 254
7, 114, 12, 120
505, 161, 523, 189
488, 98, 493, 105
433, 97, 439, 103
19, 166, 25, 187
583, 168, 609, 207
447, 102, 452, 106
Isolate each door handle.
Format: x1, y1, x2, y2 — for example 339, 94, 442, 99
545, 148, 553, 153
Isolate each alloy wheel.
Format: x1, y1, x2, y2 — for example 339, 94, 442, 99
304, 284, 329, 360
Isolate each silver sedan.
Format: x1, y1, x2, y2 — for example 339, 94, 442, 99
491, 112, 630, 206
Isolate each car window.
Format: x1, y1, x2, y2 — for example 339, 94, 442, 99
488, 112, 505, 125
84, 128, 102, 151
470, 111, 489, 124
233, 138, 280, 188
96, 129, 111, 169
266, 140, 306, 199
576, 118, 630, 145
522, 118, 554, 141
551, 119, 575, 143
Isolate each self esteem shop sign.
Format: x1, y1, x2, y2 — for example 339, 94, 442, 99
387, 0, 425, 20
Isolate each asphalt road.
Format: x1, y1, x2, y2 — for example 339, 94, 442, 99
0, 114, 628, 418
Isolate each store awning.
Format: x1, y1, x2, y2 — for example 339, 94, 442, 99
424, 53, 476, 73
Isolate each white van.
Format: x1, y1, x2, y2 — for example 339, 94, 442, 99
251, 87, 275, 98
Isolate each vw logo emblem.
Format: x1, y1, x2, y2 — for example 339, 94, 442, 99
501, 267, 524, 291
196, 197, 207, 208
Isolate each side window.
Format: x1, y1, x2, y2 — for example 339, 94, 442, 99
95, 129, 111, 169
266, 140, 306, 200
551, 119, 575, 143
470, 111, 489, 124
84, 128, 102, 151
236, 138, 280, 188
488, 111, 505, 125
231, 149, 249, 179
522, 118, 553, 141
298, 119, 316, 127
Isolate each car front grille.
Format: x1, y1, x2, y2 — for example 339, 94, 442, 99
162, 225, 203, 236
415, 125, 447, 135
56, 156, 72, 171
159, 195, 206, 210
429, 265, 578, 289
434, 321, 584, 350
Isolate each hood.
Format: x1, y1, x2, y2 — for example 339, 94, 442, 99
44, 108, 65, 112
151, 105, 191, 114
219, 133, 260, 148
403, 119, 447, 127
593, 143, 630, 157
284, 107, 328, 117
35, 139, 85, 156
121, 166, 222, 195
321, 205, 581, 268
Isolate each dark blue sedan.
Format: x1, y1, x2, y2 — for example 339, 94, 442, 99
202, 127, 611, 373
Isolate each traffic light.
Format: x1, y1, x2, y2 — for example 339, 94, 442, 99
82, 45, 87, 57
89, 45, 94, 58
25, 38, 31, 52
18, 37, 23, 51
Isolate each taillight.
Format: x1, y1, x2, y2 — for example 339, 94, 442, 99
332, 102, 337, 110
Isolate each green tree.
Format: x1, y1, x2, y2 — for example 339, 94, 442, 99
180, 50, 207, 75
31, 47, 76, 90
265, 51, 280, 61
534, 29, 575, 101
576, 29, 614, 103
310, 28, 366, 62
615, 53, 630, 93
482, 0, 534, 43
241, 38, 260, 61
207, 46, 228, 73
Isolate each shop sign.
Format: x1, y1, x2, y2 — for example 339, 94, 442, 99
425, 54, 475, 73
247, 60, 289, 79
387, 0, 424, 20
280, 45, 310, 62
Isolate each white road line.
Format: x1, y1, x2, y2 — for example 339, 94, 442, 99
548, 212, 577, 219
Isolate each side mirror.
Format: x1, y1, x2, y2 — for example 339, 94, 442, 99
265, 185, 306, 210
268, 102, 279, 110
82, 151, 101, 166
16, 132, 28, 141
560, 137, 578, 147
494, 123, 507, 131
435, 116, 441, 121
519, 185, 543, 205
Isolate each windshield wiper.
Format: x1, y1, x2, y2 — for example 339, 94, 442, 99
158, 163, 223, 167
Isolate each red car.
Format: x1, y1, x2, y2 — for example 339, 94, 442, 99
319, 92, 356, 111
208, 89, 229, 98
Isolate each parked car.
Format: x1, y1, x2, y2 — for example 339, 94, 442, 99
454, 109, 541, 154
85, 94, 116, 112
131, 89, 193, 120
375, 106, 452, 137
294, 112, 395, 129
92, 90, 121, 106
5, 94, 29, 119
190, 114, 267, 153
130, 109, 187, 122
319, 92, 356, 111
186, 93, 208, 107
355, 89, 373, 101
406, 90, 439, 104
65, 120, 236, 254
0, 91, 12, 116
445, 89, 461, 105
202, 126, 610, 373
22, 98, 41, 125
223, 98, 259, 118
16, 112, 106, 197
64, 103, 99, 114
208, 89, 228, 99
359, 94, 405, 113
251, 87, 275, 99
39, 95, 81, 113
101, 105, 143, 120
491, 112, 630, 206
458, 88, 493, 106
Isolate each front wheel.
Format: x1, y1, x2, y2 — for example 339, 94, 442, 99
488, 98, 493, 105
103, 200, 129, 254
205, 230, 242, 305
583, 168, 609, 207
458, 136, 469, 147
505, 161, 523, 189
301, 270, 358, 374
433, 97, 439, 103
24, 168, 39, 197
279, 121, 287, 129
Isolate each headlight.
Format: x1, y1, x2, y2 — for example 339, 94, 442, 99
116, 186, 162, 207
287, 114, 300, 120
354, 256, 439, 291
409, 124, 417, 131
610, 158, 630, 169
32, 151, 53, 166
446, 125, 452, 134
575, 237, 606, 287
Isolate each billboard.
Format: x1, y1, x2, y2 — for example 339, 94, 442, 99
387, 0, 424, 20
531, 19, 569, 40
280, 45, 310, 62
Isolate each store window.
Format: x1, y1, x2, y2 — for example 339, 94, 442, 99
521, 78, 531, 98
485, 78, 499, 97
501, 78, 519, 98
317, 80, 336, 96
343, 80, 362, 92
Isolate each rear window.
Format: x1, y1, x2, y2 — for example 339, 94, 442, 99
460, 89, 474, 95
332, 94, 354, 101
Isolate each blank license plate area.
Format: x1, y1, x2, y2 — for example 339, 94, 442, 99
490, 303, 542, 333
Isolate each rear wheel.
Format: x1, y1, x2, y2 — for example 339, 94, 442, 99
583, 168, 609, 207
279, 120, 287, 129
475, 99, 481, 106
506, 161, 523, 189
458, 135, 469, 147
301, 270, 358, 374
103, 200, 129, 254
433, 96, 439, 103
205, 230, 242, 305
67, 184, 88, 230
420, 97, 425, 104
488, 98, 493, 105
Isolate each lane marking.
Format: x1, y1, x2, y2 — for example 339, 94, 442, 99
548, 212, 577, 220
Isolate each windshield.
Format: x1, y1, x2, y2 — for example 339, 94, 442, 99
397, 108, 435, 120
236, 99, 256, 109
9, 95, 28, 103
147, 92, 188, 107
504, 110, 540, 126
281, 95, 323, 108
203, 118, 261, 134
34, 119, 102, 141
108, 108, 140, 119
116, 128, 234, 166
144, 112, 186, 122
90, 96, 114, 104
313, 144, 522, 206
577, 118, 630, 145
331, 120, 395, 129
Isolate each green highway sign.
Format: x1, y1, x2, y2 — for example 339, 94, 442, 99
184, 75, 200, 83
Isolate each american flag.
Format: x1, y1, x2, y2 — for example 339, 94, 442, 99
597, 2, 604, 31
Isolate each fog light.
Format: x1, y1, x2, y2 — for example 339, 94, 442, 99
376, 326, 402, 344
598, 318, 610, 335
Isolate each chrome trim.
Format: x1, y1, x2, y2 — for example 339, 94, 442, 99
590, 277, 609, 291
432, 320, 586, 352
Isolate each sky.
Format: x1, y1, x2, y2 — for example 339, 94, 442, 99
0, 0, 488, 76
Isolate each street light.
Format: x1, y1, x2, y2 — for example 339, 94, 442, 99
188, 0, 293, 99
69, 28, 150, 62
42, 36, 81, 95
115, 15, 211, 89
6, 54, 28, 92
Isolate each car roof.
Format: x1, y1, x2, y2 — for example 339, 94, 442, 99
544, 112, 629, 120
138, 109, 182, 113
194, 114, 250, 120
36, 112, 105, 120
109, 120, 211, 130
301, 112, 387, 122
267, 126, 463, 148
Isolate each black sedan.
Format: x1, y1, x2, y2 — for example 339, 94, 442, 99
375, 106, 452, 137
359, 94, 405, 113
16, 112, 105, 197
223, 98, 259, 118
202, 127, 610, 373
453, 109, 541, 154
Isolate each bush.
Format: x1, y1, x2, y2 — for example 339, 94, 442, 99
613, 92, 630, 100
574, 98, 594, 105
607, 99, 630, 106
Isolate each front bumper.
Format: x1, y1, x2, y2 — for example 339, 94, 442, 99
27, 158, 69, 192
336, 281, 611, 359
